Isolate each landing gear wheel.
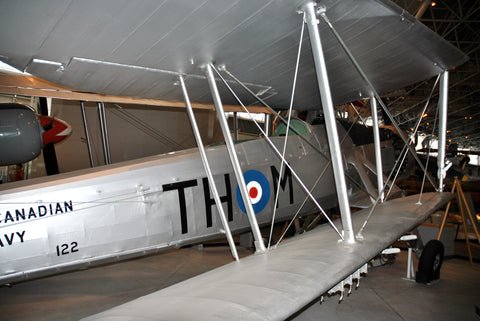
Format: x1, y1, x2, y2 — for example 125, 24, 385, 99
416, 240, 444, 284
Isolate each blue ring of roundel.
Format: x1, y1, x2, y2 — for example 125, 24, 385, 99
236, 169, 270, 214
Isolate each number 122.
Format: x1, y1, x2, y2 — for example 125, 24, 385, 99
56, 242, 79, 256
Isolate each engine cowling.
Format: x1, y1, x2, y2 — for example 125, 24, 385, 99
0, 103, 43, 166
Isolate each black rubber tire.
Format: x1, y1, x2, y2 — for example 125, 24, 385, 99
416, 240, 444, 284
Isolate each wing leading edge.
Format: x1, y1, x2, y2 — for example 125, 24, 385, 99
81, 192, 451, 321
0, 73, 271, 113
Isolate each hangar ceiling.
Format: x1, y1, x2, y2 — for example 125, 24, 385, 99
389, 0, 480, 151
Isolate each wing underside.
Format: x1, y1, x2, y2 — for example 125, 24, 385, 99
0, 0, 467, 109
82, 192, 451, 321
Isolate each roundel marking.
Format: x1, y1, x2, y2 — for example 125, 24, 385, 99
236, 170, 270, 214
247, 181, 262, 204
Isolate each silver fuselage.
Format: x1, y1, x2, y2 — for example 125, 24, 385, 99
0, 125, 351, 284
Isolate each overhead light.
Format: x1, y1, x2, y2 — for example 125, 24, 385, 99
465, 136, 468, 139
431, 2, 436, 6
447, 130, 451, 133
448, 139, 452, 142
422, 113, 428, 118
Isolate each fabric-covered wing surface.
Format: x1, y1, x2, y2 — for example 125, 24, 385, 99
81, 192, 451, 321
0, 0, 467, 109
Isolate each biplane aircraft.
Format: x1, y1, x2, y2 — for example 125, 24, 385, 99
0, 0, 468, 320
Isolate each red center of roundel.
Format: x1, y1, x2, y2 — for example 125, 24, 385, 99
249, 187, 258, 199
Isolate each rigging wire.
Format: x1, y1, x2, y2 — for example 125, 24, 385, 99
219, 67, 326, 154
268, 13, 305, 249
274, 118, 359, 246
111, 104, 184, 150
349, 102, 368, 127
319, 11, 438, 190
385, 74, 441, 198
418, 93, 441, 204
357, 75, 441, 237
210, 65, 345, 241
219, 66, 372, 200
0, 190, 152, 226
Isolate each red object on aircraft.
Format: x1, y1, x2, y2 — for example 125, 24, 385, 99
39, 115, 72, 146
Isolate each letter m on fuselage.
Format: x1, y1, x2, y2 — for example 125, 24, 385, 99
270, 165, 293, 207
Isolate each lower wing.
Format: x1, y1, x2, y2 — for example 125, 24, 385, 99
81, 192, 451, 321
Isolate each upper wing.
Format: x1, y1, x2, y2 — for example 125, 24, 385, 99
81, 192, 451, 320
0, 0, 467, 109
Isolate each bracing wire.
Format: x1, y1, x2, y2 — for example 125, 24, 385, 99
275, 118, 359, 246
111, 104, 184, 150
220, 65, 373, 201
219, 68, 327, 155
210, 65, 345, 241
349, 102, 368, 127
357, 75, 441, 236
268, 13, 305, 249
418, 94, 441, 204
385, 74, 441, 199
320, 11, 438, 190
